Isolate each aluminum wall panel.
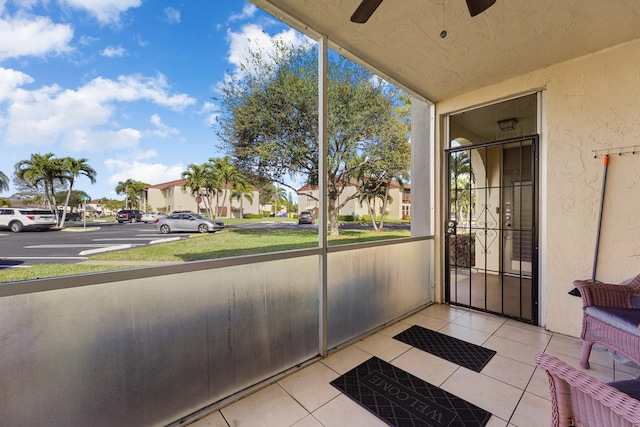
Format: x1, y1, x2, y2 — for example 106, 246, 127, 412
0, 256, 319, 427
327, 240, 433, 348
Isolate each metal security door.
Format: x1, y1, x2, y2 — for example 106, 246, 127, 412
445, 137, 538, 324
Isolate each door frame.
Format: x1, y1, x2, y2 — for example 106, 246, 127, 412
444, 135, 539, 324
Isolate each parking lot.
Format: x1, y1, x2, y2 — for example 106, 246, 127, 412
0, 219, 409, 269
0, 220, 185, 268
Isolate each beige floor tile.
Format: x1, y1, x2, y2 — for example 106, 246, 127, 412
418, 303, 469, 322
378, 320, 412, 337
441, 368, 523, 421
291, 414, 324, 427
505, 318, 551, 334
402, 311, 450, 331
481, 354, 536, 390
545, 332, 583, 358
278, 362, 341, 412
322, 345, 372, 375
483, 335, 542, 366
437, 322, 492, 346
352, 331, 412, 362
486, 415, 509, 427
614, 359, 640, 377
188, 411, 228, 427
509, 391, 552, 427
494, 323, 552, 348
545, 350, 616, 383
526, 367, 551, 400
588, 344, 619, 368
220, 384, 308, 427
312, 395, 387, 427
391, 347, 459, 386
452, 311, 505, 334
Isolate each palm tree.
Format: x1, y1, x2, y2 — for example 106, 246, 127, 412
115, 179, 149, 209
59, 157, 96, 225
182, 163, 212, 215
209, 156, 243, 218
231, 182, 254, 218
261, 184, 287, 216
15, 153, 65, 212
0, 171, 9, 193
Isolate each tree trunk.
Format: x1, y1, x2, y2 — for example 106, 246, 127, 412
366, 198, 379, 231
379, 184, 390, 231
328, 197, 339, 236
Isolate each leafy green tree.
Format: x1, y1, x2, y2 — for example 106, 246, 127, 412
216, 40, 409, 235
0, 171, 8, 193
0, 197, 10, 207
355, 114, 411, 231
55, 190, 90, 210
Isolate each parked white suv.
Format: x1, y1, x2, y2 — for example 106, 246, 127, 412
0, 208, 57, 232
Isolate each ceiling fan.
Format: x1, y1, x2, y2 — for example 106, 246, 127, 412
350, 0, 496, 23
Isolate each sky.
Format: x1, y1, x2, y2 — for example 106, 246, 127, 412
0, 0, 307, 201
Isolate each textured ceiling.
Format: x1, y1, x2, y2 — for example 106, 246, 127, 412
252, 0, 640, 103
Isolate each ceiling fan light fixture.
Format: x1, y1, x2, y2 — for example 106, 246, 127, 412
466, 0, 497, 17
497, 117, 518, 132
350, 0, 384, 23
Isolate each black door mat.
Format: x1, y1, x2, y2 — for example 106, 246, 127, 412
330, 356, 491, 427
393, 325, 496, 373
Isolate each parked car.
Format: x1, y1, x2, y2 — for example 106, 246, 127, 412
141, 211, 166, 223
116, 209, 143, 223
59, 211, 82, 221
0, 208, 57, 232
298, 211, 314, 224
155, 212, 224, 234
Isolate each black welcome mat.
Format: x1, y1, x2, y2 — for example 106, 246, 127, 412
330, 356, 491, 426
393, 325, 496, 372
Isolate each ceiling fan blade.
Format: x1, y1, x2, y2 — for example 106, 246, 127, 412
350, 0, 384, 23
466, 0, 496, 17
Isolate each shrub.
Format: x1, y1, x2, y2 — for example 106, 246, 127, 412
243, 213, 263, 219
338, 214, 357, 222
449, 234, 475, 268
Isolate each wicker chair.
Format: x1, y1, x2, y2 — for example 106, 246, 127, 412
573, 275, 640, 369
535, 352, 640, 426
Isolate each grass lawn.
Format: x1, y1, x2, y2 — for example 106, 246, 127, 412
0, 227, 410, 283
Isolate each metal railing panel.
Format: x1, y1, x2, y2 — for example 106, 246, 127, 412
0, 255, 320, 427
327, 239, 433, 348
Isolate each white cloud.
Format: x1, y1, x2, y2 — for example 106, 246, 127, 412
79, 35, 99, 46
101, 45, 126, 57
0, 68, 34, 101
149, 113, 178, 138
228, 4, 257, 22
226, 24, 308, 79
0, 15, 73, 59
163, 7, 180, 24
1, 71, 196, 152
200, 101, 218, 127
59, 0, 142, 24
134, 34, 148, 47
105, 158, 184, 187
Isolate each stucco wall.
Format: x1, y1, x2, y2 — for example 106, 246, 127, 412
437, 39, 640, 336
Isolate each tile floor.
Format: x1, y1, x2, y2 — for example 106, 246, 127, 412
189, 304, 640, 427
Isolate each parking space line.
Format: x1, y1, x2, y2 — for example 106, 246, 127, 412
79, 244, 133, 256
149, 237, 180, 244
